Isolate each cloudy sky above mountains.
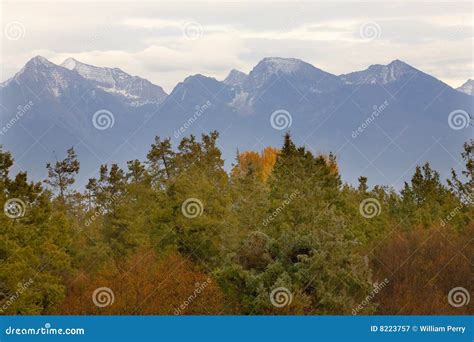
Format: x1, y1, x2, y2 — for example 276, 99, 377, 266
1, 1, 472, 92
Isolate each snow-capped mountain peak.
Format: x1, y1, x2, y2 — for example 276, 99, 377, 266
61, 57, 79, 70
257, 57, 306, 74
28, 55, 56, 67
61, 58, 125, 85
61, 57, 167, 106
14, 55, 58, 80
246, 57, 342, 91
457, 79, 474, 96
340, 59, 418, 85
223, 69, 248, 86
2, 55, 84, 98
249, 57, 324, 81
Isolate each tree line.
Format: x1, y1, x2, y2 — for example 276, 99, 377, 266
0, 132, 472, 314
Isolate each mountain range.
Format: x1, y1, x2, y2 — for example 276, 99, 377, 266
0, 56, 472, 189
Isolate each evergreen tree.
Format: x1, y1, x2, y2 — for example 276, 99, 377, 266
0, 147, 72, 314
448, 140, 473, 202
400, 163, 460, 229
218, 133, 372, 314
44, 147, 80, 201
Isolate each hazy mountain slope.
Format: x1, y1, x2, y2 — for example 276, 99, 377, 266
1, 56, 472, 189
457, 79, 473, 96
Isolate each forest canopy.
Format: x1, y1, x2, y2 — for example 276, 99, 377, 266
0, 132, 472, 315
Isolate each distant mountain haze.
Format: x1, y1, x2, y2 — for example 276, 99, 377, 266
0, 56, 472, 189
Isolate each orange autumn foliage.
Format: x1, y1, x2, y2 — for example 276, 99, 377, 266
322, 154, 339, 175
233, 147, 339, 182
232, 147, 279, 182
58, 249, 227, 315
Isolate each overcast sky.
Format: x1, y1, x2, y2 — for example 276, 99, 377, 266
1, 1, 473, 92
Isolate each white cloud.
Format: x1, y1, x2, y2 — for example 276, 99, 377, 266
1, 1, 472, 91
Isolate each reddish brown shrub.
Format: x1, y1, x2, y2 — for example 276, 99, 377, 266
57, 249, 227, 315
372, 223, 473, 315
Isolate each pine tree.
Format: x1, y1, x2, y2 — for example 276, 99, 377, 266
448, 140, 473, 202
44, 147, 80, 201
169, 132, 231, 264
146, 136, 175, 185
400, 162, 459, 229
